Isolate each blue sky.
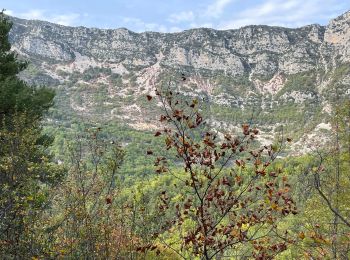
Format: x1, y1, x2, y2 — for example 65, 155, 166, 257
1, 0, 349, 32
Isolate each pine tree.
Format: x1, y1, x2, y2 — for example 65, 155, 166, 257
0, 11, 63, 258
0, 11, 54, 123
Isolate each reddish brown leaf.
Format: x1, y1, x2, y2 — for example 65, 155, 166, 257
242, 124, 250, 135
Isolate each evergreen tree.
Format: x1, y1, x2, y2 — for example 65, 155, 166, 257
0, 11, 54, 123
0, 11, 63, 258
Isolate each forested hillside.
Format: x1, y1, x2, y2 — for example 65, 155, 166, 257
1, 9, 350, 259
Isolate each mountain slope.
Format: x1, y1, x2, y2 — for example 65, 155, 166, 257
7, 11, 350, 159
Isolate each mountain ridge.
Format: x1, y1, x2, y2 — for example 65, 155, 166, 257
6, 10, 350, 157
8, 9, 350, 32
8, 10, 349, 76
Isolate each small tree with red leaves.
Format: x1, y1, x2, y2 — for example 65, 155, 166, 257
145, 79, 297, 259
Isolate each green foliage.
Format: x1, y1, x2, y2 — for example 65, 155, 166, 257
0, 11, 62, 258
110, 72, 122, 85
0, 114, 64, 257
82, 66, 112, 81
275, 70, 317, 99
0, 13, 26, 78
275, 100, 350, 259
48, 128, 126, 258
212, 73, 254, 96
0, 12, 54, 123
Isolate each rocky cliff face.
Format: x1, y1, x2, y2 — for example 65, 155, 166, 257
9, 12, 349, 73
325, 11, 350, 62
7, 11, 350, 154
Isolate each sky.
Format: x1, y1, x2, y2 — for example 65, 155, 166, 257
1, 0, 349, 32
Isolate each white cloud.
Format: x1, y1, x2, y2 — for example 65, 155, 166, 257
169, 26, 183, 33
168, 11, 194, 23
4, 0, 347, 31
3, 9, 14, 16
20, 9, 46, 20
9, 9, 81, 26
50, 13, 80, 26
218, 0, 348, 29
205, 0, 235, 18
190, 22, 214, 29
122, 17, 169, 32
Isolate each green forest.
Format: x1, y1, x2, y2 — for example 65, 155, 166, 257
1, 11, 350, 259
